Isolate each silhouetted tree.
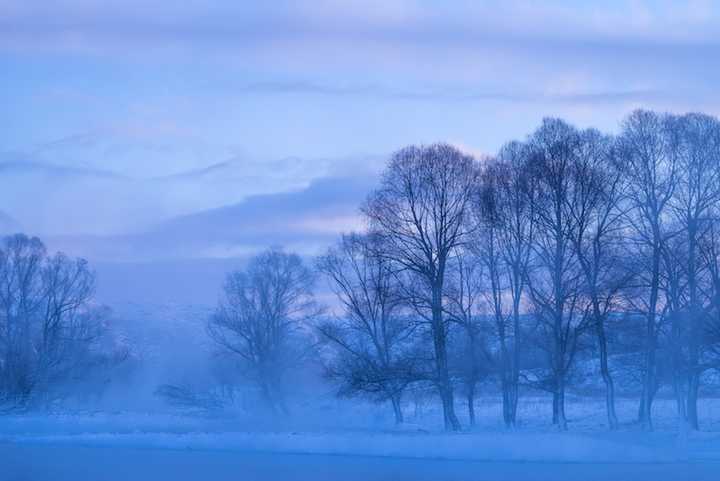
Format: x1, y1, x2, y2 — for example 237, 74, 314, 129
617, 110, 678, 430
0, 234, 105, 406
471, 148, 536, 427
524, 119, 591, 430
208, 248, 316, 414
567, 129, 629, 430
363, 143, 479, 431
665, 113, 720, 429
317, 233, 419, 424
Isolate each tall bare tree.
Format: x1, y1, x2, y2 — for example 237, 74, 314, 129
665, 113, 720, 429
700, 219, 720, 401
567, 129, 629, 430
618, 110, 678, 430
470, 160, 516, 427
363, 143, 479, 431
481, 143, 536, 427
524, 119, 590, 431
208, 248, 316, 414
317, 233, 418, 424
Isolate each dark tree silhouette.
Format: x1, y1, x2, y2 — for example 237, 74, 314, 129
363, 143, 479, 431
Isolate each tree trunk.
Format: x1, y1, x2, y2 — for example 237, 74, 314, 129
432, 285, 460, 431
641, 237, 661, 431
509, 289, 522, 428
672, 369, 688, 424
467, 385, 476, 427
640, 346, 656, 430
669, 311, 691, 429
596, 316, 618, 430
687, 227, 700, 431
260, 379, 278, 414
687, 373, 700, 430
508, 383, 518, 428
391, 394, 404, 425
686, 300, 700, 430
639, 379, 658, 430
439, 384, 460, 431
557, 380, 568, 431
501, 380, 511, 427
499, 335, 514, 428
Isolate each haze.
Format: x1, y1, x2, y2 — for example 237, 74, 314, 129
3, 2, 720, 481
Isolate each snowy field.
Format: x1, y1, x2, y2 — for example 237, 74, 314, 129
2, 396, 720, 480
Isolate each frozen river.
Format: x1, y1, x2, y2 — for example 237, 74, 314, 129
1, 442, 718, 481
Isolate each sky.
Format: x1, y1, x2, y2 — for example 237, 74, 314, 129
3, 0, 720, 266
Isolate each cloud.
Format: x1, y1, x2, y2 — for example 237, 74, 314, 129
26, 128, 227, 178
47, 173, 378, 262
0, 153, 126, 179
6, 0, 720, 259
228, 80, 665, 105
4, 1, 720, 68
147, 173, 376, 257
0, 127, 385, 237
4, 1, 720, 49
0, 152, 156, 235
5, 0, 717, 123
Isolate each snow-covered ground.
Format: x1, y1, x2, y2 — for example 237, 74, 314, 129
5, 307, 717, 479
2, 396, 720, 468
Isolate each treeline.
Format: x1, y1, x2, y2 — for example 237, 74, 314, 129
4, 109, 720, 433
209, 109, 720, 432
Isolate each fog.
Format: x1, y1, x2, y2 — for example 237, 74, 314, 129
5, 2, 720, 480
4, 113, 720, 480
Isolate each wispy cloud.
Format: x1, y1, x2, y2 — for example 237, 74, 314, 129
232, 80, 665, 105
5, 1, 714, 112
5, 0, 720, 262
4, 1, 720, 54
48, 173, 377, 261
0, 139, 384, 237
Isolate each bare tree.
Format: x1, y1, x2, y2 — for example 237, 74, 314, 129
659, 218, 690, 427
363, 143, 479, 431
317, 233, 419, 424
443, 248, 492, 426
567, 129, 629, 430
480, 143, 537, 427
617, 110, 678, 430
524, 119, 590, 431
208, 248, 316, 414
469, 166, 515, 427
0, 234, 45, 403
0, 234, 103, 406
701, 220, 720, 393
36, 252, 99, 396
664, 113, 720, 430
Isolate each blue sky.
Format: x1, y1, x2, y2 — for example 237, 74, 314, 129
2, 0, 720, 259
